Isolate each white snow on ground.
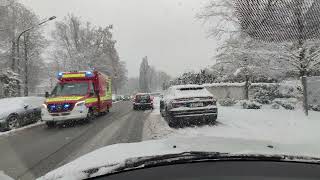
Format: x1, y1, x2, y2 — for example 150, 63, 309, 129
143, 99, 320, 145
143, 97, 175, 140
40, 96, 320, 180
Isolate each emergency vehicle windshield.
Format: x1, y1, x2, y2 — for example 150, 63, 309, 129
51, 82, 89, 96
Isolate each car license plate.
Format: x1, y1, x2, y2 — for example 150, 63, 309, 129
190, 102, 203, 107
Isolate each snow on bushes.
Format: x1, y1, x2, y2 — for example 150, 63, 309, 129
204, 81, 302, 108
249, 83, 280, 104
309, 104, 320, 112
273, 98, 298, 110
240, 100, 262, 109
0, 68, 21, 98
278, 80, 302, 99
219, 98, 237, 106
249, 82, 301, 105
271, 103, 280, 109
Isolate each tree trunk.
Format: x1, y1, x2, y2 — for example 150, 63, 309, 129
301, 76, 308, 116
244, 74, 249, 100
11, 40, 16, 71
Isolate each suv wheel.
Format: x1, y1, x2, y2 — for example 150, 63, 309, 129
168, 120, 177, 128
207, 115, 217, 126
160, 109, 164, 117
165, 111, 177, 128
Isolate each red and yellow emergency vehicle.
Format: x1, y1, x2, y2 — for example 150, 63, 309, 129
41, 71, 112, 127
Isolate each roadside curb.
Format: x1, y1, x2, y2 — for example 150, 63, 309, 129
0, 121, 45, 137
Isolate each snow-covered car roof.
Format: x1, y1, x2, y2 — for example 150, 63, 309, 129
165, 84, 214, 100
135, 93, 150, 96
38, 136, 320, 180
0, 97, 44, 118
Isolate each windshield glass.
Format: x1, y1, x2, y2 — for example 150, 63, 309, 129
51, 82, 89, 96
136, 95, 150, 100
1, 0, 320, 179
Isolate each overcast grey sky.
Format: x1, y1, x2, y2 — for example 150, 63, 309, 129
20, 0, 217, 77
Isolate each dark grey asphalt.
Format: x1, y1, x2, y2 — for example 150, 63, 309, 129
0, 101, 152, 180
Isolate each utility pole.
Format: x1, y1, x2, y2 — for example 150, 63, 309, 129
23, 33, 29, 96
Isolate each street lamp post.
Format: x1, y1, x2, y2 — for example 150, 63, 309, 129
16, 16, 56, 73
15, 16, 56, 96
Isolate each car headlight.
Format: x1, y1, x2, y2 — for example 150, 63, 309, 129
75, 101, 85, 107
41, 104, 47, 109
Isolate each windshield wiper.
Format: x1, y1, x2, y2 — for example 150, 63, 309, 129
83, 151, 320, 178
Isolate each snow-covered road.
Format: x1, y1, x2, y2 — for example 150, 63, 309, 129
143, 98, 320, 145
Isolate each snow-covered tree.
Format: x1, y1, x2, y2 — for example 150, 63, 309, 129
138, 56, 170, 92
139, 56, 150, 93
172, 69, 216, 86
233, 0, 320, 115
197, 0, 239, 39
0, 0, 46, 97
0, 68, 21, 98
201, 0, 320, 114
50, 15, 127, 93
199, 0, 286, 97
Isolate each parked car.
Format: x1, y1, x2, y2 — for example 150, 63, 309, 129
123, 95, 131, 101
116, 95, 124, 101
133, 93, 154, 110
112, 94, 123, 102
160, 84, 217, 128
0, 97, 45, 131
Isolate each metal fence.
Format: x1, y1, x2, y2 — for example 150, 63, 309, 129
307, 76, 320, 106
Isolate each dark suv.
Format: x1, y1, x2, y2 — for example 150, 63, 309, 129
133, 93, 154, 110
160, 85, 217, 127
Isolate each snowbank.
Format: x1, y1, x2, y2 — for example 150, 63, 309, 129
143, 101, 320, 145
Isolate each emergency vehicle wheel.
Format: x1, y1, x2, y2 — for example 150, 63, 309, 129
46, 121, 56, 128
85, 109, 94, 123
100, 107, 109, 116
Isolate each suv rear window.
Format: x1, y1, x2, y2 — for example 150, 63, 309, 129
136, 95, 150, 100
